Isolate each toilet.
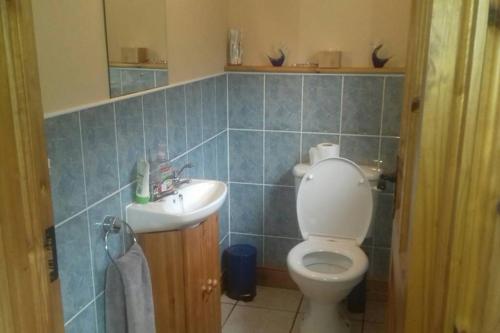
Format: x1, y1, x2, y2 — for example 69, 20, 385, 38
287, 158, 380, 333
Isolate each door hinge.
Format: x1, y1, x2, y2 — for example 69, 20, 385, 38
410, 96, 421, 113
44, 226, 59, 282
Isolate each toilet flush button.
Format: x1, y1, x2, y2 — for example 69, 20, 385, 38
306, 174, 314, 181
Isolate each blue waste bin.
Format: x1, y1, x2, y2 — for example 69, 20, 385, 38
224, 244, 257, 302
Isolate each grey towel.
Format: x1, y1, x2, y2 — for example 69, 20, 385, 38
105, 243, 156, 333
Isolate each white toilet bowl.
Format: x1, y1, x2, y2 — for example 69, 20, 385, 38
287, 157, 377, 333
288, 239, 368, 332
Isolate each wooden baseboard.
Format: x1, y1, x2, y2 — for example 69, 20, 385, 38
256, 267, 299, 290
256, 266, 389, 301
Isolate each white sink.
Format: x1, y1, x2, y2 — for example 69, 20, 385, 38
126, 179, 227, 233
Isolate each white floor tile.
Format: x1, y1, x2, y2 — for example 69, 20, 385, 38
222, 303, 235, 325
292, 307, 363, 333
222, 306, 296, 333
238, 286, 302, 312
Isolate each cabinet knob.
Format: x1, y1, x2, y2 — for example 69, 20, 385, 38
207, 279, 213, 286
201, 285, 207, 292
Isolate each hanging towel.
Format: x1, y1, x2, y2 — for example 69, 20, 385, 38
105, 243, 156, 333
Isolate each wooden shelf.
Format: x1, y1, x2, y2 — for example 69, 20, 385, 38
109, 62, 168, 70
225, 64, 405, 74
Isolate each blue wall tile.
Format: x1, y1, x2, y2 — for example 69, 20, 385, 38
380, 137, 399, 173
65, 302, 97, 333
56, 213, 94, 322
340, 135, 379, 165
88, 194, 123, 295
203, 137, 217, 179
185, 82, 203, 149
230, 183, 263, 234
301, 133, 340, 163
187, 146, 204, 178
264, 237, 300, 268
143, 91, 167, 156
216, 132, 228, 182
265, 75, 301, 131
109, 68, 121, 97
228, 74, 264, 129
264, 186, 299, 237
166, 86, 187, 159
155, 70, 168, 87
342, 76, 384, 135
264, 132, 300, 186
81, 104, 119, 206
383, 76, 404, 136
202, 78, 218, 139
122, 69, 155, 94
230, 233, 263, 266
45, 113, 86, 224
96, 294, 105, 333
302, 75, 341, 133
115, 97, 145, 185
215, 75, 228, 133
370, 247, 390, 281
120, 182, 136, 220
219, 235, 230, 267
229, 130, 263, 183
218, 196, 230, 242
373, 193, 394, 248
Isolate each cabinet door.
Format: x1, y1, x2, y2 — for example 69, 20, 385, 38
183, 220, 210, 333
139, 231, 186, 333
202, 215, 221, 333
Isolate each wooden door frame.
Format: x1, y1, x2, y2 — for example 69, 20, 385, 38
0, 0, 64, 332
389, 0, 500, 331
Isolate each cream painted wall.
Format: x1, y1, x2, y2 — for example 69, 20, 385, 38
165, 0, 227, 83
33, 0, 227, 114
105, 0, 168, 63
227, 0, 411, 67
32, 0, 110, 113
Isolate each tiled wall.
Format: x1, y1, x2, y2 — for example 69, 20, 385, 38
225, 73, 404, 281
44, 74, 229, 332
45, 71, 402, 332
109, 67, 169, 97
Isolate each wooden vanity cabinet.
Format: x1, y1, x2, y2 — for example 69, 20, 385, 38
138, 214, 221, 333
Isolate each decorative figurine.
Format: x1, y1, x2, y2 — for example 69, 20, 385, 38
268, 48, 286, 67
372, 44, 391, 68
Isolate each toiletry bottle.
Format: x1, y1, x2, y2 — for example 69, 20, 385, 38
149, 144, 173, 200
135, 159, 150, 204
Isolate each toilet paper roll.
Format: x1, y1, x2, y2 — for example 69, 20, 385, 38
316, 142, 340, 160
309, 147, 319, 165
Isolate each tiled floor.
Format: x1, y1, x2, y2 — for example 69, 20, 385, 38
221, 286, 386, 333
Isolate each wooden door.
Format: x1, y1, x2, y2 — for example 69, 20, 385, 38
202, 215, 221, 333
139, 231, 187, 332
0, 0, 65, 332
389, 0, 500, 332
183, 219, 211, 333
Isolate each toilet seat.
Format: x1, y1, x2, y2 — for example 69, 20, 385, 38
287, 239, 368, 283
296, 158, 373, 245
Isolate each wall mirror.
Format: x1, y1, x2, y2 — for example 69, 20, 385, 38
103, 0, 169, 97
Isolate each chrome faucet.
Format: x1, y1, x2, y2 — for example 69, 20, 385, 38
152, 163, 193, 201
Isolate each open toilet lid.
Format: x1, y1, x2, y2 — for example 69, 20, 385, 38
296, 158, 373, 245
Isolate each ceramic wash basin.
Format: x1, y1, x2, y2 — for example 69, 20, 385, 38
126, 179, 227, 233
